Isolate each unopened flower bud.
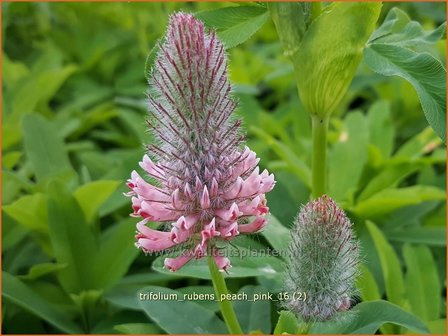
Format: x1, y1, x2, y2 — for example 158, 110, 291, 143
283, 195, 359, 322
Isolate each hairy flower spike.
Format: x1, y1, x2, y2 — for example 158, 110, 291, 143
126, 13, 275, 272
283, 195, 359, 322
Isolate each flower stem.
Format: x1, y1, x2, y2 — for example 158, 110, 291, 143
311, 115, 329, 198
207, 256, 243, 334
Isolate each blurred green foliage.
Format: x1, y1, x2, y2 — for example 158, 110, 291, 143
2, 2, 446, 334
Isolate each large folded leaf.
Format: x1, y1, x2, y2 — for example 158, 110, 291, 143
268, 2, 311, 56
195, 5, 269, 49
139, 286, 227, 333
310, 300, 429, 334
293, 2, 381, 117
2, 272, 82, 334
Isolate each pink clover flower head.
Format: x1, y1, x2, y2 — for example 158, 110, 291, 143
126, 13, 275, 271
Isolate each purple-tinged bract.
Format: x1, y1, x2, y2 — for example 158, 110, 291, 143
126, 13, 275, 271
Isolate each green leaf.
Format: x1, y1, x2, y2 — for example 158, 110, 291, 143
310, 300, 429, 334
139, 286, 227, 333
369, 7, 446, 48
152, 246, 284, 280
385, 227, 446, 246
367, 100, 394, 159
114, 323, 162, 334
364, 44, 446, 143
427, 319, 446, 334
2, 271, 82, 334
19, 262, 67, 280
329, 111, 369, 202
250, 125, 311, 187
358, 162, 421, 201
353, 186, 446, 218
403, 244, 441, 321
234, 285, 271, 334
356, 263, 381, 302
3, 193, 48, 233
3, 51, 77, 149
47, 180, 97, 293
366, 221, 406, 307
293, 2, 381, 117
195, 6, 269, 49
74, 180, 120, 223
365, 8, 446, 142
268, 2, 311, 56
92, 218, 140, 291
22, 114, 74, 182
395, 126, 442, 159
261, 214, 291, 254
273, 310, 299, 334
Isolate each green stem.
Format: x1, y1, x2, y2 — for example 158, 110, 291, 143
311, 115, 329, 198
207, 256, 243, 334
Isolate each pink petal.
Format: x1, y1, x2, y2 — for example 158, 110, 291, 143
170, 216, 193, 243
137, 220, 171, 240
223, 177, 243, 200
130, 170, 170, 202
164, 254, 194, 271
215, 202, 241, 221
200, 186, 210, 209
139, 154, 164, 179
238, 216, 267, 233
213, 254, 231, 271
210, 178, 219, 197
140, 201, 177, 222
171, 188, 186, 210
238, 196, 262, 216
200, 218, 220, 246
137, 237, 176, 252
218, 221, 239, 238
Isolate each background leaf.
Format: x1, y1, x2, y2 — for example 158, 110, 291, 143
139, 286, 227, 334
2, 272, 83, 334
22, 114, 74, 182
403, 243, 441, 321
47, 180, 97, 293
195, 6, 269, 49
366, 221, 406, 307
365, 7, 446, 142
310, 300, 429, 334
234, 285, 271, 334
